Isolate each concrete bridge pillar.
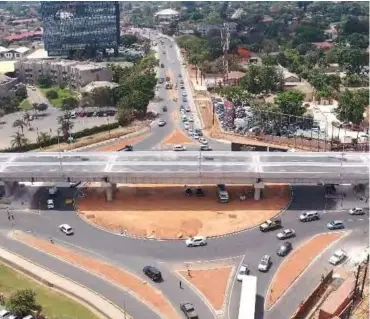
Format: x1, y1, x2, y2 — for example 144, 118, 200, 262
3, 181, 18, 198
254, 181, 265, 201
105, 182, 117, 202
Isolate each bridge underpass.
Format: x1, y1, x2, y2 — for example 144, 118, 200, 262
0, 151, 368, 201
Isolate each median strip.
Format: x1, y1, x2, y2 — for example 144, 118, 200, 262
265, 231, 348, 310
12, 231, 180, 319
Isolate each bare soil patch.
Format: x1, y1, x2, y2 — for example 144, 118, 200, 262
161, 129, 194, 145
94, 133, 150, 152
178, 266, 233, 311
77, 184, 290, 239
266, 231, 347, 309
12, 231, 179, 319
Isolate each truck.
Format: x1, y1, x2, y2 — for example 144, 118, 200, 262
217, 184, 229, 203
259, 219, 282, 232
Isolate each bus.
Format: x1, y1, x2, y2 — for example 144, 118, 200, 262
238, 275, 257, 319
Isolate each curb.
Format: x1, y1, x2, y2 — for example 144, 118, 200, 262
0, 245, 129, 319
264, 229, 351, 312
73, 185, 294, 242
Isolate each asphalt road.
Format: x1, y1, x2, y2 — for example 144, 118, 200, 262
1, 184, 368, 319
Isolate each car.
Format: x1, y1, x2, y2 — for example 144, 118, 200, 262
180, 85, 185, 89
327, 220, 344, 230
200, 145, 212, 151
236, 264, 250, 281
329, 249, 347, 265
22, 316, 33, 319
199, 137, 208, 145
182, 92, 187, 97
143, 266, 162, 282
180, 80, 184, 84
158, 119, 166, 127
185, 107, 191, 112
48, 186, 58, 196
173, 145, 186, 151
217, 184, 229, 203
259, 219, 282, 232
59, 224, 74, 235
180, 303, 198, 319
258, 255, 271, 272
196, 187, 205, 197
8, 315, 18, 319
178, 74, 182, 78
349, 207, 365, 215
162, 106, 168, 112
299, 211, 320, 222
0, 309, 9, 318
277, 242, 292, 257
184, 122, 190, 130
181, 109, 186, 115
193, 133, 200, 139
194, 129, 203, 136
185, 236, 207, 247
277, 229, 295, 240
188, 116, 194, 122
47, 199, 54, 209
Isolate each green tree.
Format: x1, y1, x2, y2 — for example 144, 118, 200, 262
37, 76, 53, 88
15, 85, 27, 100
120, 34, 138, 47
116, 108, 135, 126
90, 87, 112, 108
11, 132, 29, 149
6, 289, 40, 317
216, 86, 252, 105
37, 103, 48, 113
61, 97, 79, 111
58, 114, 74, 140
46, 89, 58, 100
336, 89, 368, 124
240, 65, 283, 94
12, 119, 26, 134
338, 48, 369, 75
37, 131, 51, 145
275, 90, 305, 117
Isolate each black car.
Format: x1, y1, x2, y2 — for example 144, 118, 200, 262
162, 106, 168, 112
143, 266, 162, 282
194, 129, 203, 136
196, 187, 205, 197
180, 303, 198, 319
200, 145, 212, 151
277, 242, 292, 257
121, 145, 133, 151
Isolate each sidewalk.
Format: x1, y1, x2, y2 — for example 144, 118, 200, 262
0, 247, 129, 319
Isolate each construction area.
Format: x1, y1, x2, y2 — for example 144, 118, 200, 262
76, 184, 290, 239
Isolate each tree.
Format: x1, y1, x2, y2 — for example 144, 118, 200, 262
46, 89, 58, 100
117, 107, 135, 126
338, 47, 369, 75
61, 97, 78, 111
336, 89, 368, 124
120, 34, 138, 47
37, 76, 52, 88
12, 119, 26, 134
6, 289, 40, 317
90, 87, 112, 108
58, 115, 74, 140
275, 90, 305, 117
15, 85, 27, 100
37, 131, 51, 145
11, 132, 29, 149
37, 103, 48, 113
215, 86, 252, 105
240, 65, 283, 94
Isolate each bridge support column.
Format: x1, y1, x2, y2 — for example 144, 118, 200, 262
3, 181, 18, 198
254, 181, 265, 201
105, 182, 117, 202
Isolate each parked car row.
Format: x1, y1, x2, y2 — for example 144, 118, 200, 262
0, 308, 33, 319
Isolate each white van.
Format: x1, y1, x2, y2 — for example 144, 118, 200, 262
47, 199, 55, 209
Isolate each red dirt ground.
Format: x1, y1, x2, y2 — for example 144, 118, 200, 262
266, 231, 347, 309
12, 231, 180, 319
77, 184, 290, 239
161, 129, 194, 145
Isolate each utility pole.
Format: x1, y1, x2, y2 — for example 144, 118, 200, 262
220, 22, 230, 86
360, 254, 369, 298
346, 263, 362, 319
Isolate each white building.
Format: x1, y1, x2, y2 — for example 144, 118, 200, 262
0, 46, 30, 60
154, 8, 179, 22
15, 59, 112, 91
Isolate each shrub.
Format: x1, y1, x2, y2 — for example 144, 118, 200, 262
46, 90, 58, 100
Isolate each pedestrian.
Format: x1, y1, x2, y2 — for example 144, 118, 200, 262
7, 215, 10, 221
187, 269, 191, 277
321, 274, 325, 282
11, 214, 14, 221
50, 237, 54, 244
179, 281, 183, 289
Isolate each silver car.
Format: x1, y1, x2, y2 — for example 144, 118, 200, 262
258, 255, 271, 272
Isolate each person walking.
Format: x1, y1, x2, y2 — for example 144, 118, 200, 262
179, 281, 183, 289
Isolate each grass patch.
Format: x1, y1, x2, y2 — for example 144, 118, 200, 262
39, 86, 76, 108
19, 99, 32, 110
0, 262, 100, 319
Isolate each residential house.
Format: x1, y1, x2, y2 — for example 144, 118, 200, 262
312, 41, 334, 51
0, 46, 30, 60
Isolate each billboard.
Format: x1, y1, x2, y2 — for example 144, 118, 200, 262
231, 142, 288, 152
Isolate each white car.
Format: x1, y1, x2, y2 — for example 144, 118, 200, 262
184, 122, 190, 130
199, 138, 208, 145
236, 264, 250, 281
173, 145, 186, 151
349, 207, 365, 215
185, 236, 207, 247
329, 249, 346, 265
193, 133, 200, 140
258, 255, 271, 272
188, 116, 194, 122
0, 310, 9, 318
59, 224, 74, 235
47, 199, 54, 209
277, 229, 295, 240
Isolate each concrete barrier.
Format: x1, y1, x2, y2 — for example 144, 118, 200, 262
290, 270, 333, 319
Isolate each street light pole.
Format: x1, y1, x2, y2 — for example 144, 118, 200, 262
57, 129, 64, 177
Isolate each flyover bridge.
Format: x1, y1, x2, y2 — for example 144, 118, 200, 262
0, 152, 368, 187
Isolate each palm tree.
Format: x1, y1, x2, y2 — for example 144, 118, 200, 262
37, 131, 51, 145
58, 115, 74, 140
11, 132, 29, 149
12, 119, 26, 134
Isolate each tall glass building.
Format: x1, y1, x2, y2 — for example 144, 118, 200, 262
41, 1, 120, 57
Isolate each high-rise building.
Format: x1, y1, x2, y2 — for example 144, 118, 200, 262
41, 1, 120, 57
